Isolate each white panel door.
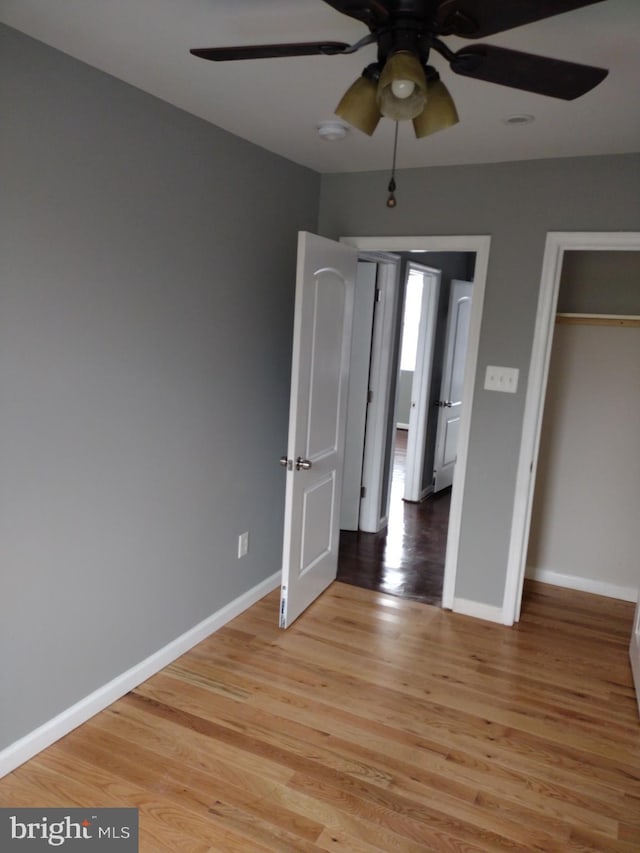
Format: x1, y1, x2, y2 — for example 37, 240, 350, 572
631, 598, 640, 716
404, 266, 441, 502
433, 280, 473, 493
280, 232, 357, 628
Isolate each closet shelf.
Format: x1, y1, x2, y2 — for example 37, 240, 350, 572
556, 313, 640, 327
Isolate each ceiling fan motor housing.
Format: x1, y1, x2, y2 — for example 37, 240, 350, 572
376, 16, 433, 68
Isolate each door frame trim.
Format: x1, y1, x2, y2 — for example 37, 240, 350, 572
341, 260, 379, 531
358, 257, 403, 532
341, 235, 491, 611
503, 231, 640, 625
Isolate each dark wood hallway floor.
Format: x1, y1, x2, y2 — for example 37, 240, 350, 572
338, 430, 450, 606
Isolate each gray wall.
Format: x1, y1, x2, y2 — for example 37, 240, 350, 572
319, 153, 640, 607
396, 372, 413, 426
527, 323, 639, 592
0, 25, 319, 749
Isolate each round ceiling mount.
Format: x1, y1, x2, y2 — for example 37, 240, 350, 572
503, 113, 535, 125
317, 120, 349, 141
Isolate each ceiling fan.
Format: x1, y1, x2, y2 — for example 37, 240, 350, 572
190, 0, 609, 140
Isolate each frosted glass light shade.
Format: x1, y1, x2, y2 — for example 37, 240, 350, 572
413, 78, 459, 138
377, 52, 427, 121
335, 75, 381, 136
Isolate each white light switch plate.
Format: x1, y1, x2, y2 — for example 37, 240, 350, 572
237, 531, 249, 558
484, 365, 519, 393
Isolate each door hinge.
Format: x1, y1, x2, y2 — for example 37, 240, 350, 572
360, 486, 367, 499
375, 287, 381, 303
367, 389, 373, 404
279, 587, 287, 629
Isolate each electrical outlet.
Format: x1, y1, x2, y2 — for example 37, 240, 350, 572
484, 365, 519, 394
237, 531, 249, 559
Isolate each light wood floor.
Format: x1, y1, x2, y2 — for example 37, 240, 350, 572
1, 581, 638, 851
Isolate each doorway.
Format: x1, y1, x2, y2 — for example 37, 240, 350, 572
526, 310, 639, 601
504, 232, 640, 625
338, 429, 451, 604
337, 237, 490, 608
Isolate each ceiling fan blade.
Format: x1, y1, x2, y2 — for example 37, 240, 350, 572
322, 0, 390, 30
436, 0, 606, 39
450, 44, 608, 99
190, 42, 351, 62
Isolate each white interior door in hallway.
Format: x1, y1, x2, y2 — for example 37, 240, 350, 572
433, 279, 473, 493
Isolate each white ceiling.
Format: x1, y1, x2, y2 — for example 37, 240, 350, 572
2, 0, 639, 173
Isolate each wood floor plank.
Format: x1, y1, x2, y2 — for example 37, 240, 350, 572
144, 661, 628, 838
162, 639, 640, 795
172, 640, 636, 820
0, 753, 261, 852
315, 827, 390, 852
215, 621, 637, 736
98, 701, 295, 788
1, 579, 639, 851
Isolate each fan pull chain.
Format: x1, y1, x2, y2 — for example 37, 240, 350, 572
386, 121, 399, 208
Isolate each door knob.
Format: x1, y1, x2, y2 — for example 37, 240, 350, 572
279, 456, 289, 467
296, 457, 312, 471
435, 400, 453, 408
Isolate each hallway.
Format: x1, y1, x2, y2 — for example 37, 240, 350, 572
337, 430, 450, 605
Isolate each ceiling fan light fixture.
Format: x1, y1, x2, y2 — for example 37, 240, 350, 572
335, 70, 381, 136
412, 76, 459, 139
377, 51, 427, 121
191, 1, 610, 153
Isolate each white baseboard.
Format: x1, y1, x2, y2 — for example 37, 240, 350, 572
0, 571, 281, 779
451, 597, 505, 624
526, 567, 638, 603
